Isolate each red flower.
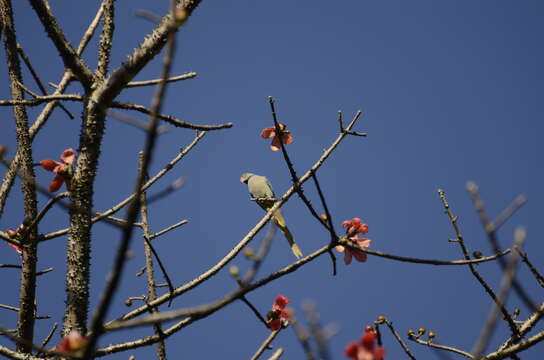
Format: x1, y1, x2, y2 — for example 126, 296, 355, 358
56, 330, 87, 354
336, 217, 371, 264
344, 325, 385, 360
6, 224, 24, 254
273, 295, 289, 310
360, 326, 377, 351
261, 123, 293, 151
267, 295, 292, 330
345, 342, 359, 359
39, 148, 75, 192
342, 217, 369, 236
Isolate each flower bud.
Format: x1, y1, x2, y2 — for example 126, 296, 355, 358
244, 247, 255, 259
229, 265, 240, 277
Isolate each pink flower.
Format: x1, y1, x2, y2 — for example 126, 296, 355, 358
260, 123, 294, 151
267, 295, 292, 331
336, 217, 371, 264
342, 217, 369, 236
56, 330, 87, 354
6, 224, 24, 254
344, 325, 385, 360
39, 148, 75, 192
345, 342, 359, 359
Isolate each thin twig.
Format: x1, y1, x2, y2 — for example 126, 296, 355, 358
472, 227, 526, 359
148, 219, 188, 240
16, 44, 73, 118
240, 296, 268, 328
139, 165, 167, 360
107, 110, 170, 134
302, 301, 331, 360
251, 329, 281, 360
266, 348, 284, 360
126, 72, 197, 87
483, 330, 544, 360
438, 189, 519, 337
380, 317, 416, 360
311, 172, 337, 276
35, 322, 58, 357
240, 223, 276, 286
146, 177, 186, 204
291, 317, 316, 360
515, 248, 544, 288
0, 93, 83, 106
491, 194, 527, 231
411, 337, 473, 359
466, 183, 536, 311
111, 101, 233, 130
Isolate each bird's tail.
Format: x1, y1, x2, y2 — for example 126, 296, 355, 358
272, 210, 303, 259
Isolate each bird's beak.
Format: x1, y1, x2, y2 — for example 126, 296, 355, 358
240, 177, 246, 183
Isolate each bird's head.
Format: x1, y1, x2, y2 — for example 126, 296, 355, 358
240, 172, 254, 184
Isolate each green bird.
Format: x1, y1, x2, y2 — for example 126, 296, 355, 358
240, 172, 303, 259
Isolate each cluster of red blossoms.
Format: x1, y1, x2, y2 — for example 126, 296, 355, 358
335, 217, 371, 264
39, 148, 75, 192
266, 295, 292, 331
56, 330, 87, 355
260, 124, 293, 151
345, 325, 385, 360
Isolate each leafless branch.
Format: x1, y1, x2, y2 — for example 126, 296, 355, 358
15, 44, 73, 118
472, 227, 526, 358
438, 189, 519, 337
467, 182, 536, 311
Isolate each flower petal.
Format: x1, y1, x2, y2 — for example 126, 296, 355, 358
280, 309, 293, 321
260, 127, 275, 139
356, 238, 371, 248
356, 223, 369, 235
373, 346, 386, 360
61, 148, 75, 164
361, 330, 377, 351
268, 319, 281, 331
270, 136, 281, 151
49, 174, 65, 192
344, 342, 359, 359
281, 132, 293, 145
273, 295, 289, 310
335, 245, 345, 252
352, 250, 367, 262
344, 250, 353, 264
40, 159, 61, 172
8, 242, 21, 254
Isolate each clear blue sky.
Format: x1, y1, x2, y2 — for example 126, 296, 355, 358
1, 1, 543, 359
